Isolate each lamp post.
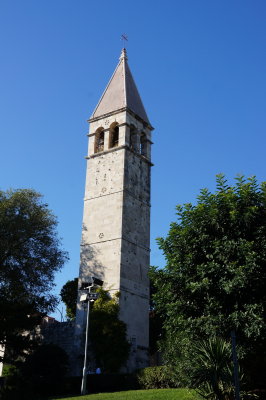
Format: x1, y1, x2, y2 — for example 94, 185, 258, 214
80, 277, 103, 396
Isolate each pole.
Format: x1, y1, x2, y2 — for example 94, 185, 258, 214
231, 330, 240, 400
81, 298, 90, 395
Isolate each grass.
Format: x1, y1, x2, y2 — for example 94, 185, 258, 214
51, 388, 199, 400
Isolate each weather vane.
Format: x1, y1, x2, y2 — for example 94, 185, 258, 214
121, 34, 128, 47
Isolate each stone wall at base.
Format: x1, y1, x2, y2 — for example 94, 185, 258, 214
41, 321, 78, 375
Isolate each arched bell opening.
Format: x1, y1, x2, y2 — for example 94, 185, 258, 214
109, 123, 119, 149
94, 128, 105, 153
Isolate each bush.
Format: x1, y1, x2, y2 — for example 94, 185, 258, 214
0, 344, 69, 400
1, 364, 18, 378
190, 338, 235, 400
137, 366, 180, 389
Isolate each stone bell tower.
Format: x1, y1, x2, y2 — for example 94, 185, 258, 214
75, 48, 153, 371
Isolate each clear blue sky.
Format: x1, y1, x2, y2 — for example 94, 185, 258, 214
1, 1, 265, 319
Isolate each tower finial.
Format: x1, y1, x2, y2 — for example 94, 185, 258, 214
120, 47, 128, 61
120, 34, 128, 60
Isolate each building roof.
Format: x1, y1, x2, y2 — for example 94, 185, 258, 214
90, 49, 150, 124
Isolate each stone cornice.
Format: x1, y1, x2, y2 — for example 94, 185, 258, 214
80, 236, 150, 253
87, 122, 130, 137
88, 107, 154, 131
86, 145, 154, 166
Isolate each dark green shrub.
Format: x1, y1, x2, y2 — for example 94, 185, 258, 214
190, 338, 235, 400
22, 343, 69, 396
0, 344, 69, 400
2, 364, 16, 377
137, 366, 180, 389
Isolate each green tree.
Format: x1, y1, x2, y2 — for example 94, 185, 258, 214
0, 189, 68, 363
90, 289, 130, 373
60, 277, 78, 320
151, 175, 266, 389
60, 279, 130, 372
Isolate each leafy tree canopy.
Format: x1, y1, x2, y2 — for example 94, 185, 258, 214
150, 175, 266, 387
0, 189, 68, 362
60, 277, 78, 320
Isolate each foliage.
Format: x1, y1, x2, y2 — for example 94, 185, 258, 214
149, 278, 163, 356
0, 344, 69, 400
89, 289, 130, 373
154, 331, 193, 387
151, 175, 266, 389
60, 277, 78, 320
190, 338, 235, 400
0, 189, 68, 363
137, 366, 180, 389
22, 343, 69, 396
49, 388, 200, 400
1, 364, 16, 377
149, 310, 163, 355
59, 280, 131, 373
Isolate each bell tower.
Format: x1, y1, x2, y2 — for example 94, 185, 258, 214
75, 48, 153, 371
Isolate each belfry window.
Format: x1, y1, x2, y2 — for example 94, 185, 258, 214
95, 129, 104, 153
109, 124, 119, 148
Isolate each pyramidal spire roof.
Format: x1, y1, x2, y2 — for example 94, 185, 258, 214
90, 48, 150, 124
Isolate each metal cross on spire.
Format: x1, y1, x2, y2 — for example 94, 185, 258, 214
121, 34, 128, 48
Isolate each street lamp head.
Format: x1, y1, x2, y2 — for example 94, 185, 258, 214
92, 277, 104, 287
80, 291, 100, 303
79, 276, 104, 290
80, 293, 88, 302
